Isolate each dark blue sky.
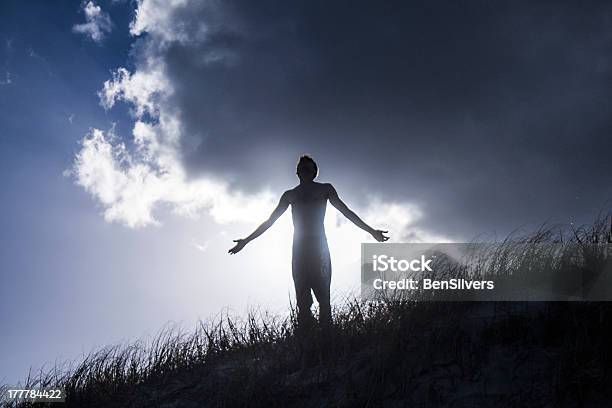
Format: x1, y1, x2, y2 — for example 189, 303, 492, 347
1, 0, 611, 386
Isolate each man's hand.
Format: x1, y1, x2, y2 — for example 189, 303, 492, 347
228, 239, 248, 254
371, 230, 389, 242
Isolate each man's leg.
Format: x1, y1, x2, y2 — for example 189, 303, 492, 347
293, 274, 316, 330
312, 273, 332, 328
314, 239, 333, 328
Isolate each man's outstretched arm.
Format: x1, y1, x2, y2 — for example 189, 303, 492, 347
327, 184, 389, 242
228, 192, 290, 254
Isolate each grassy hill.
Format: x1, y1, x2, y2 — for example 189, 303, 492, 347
3, 214, 611, 407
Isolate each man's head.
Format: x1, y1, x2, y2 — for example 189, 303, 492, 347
296, 155, 318, 182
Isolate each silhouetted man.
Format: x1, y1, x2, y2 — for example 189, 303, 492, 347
229, 155, 389, 328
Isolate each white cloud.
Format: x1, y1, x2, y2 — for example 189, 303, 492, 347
71, 123, 275, 228
129, 0, 207, 44
70, 3, 278, 228
73, 1, 112, 43
98, 66, 169, 117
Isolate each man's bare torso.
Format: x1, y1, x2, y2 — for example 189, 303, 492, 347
285, 182, 332, 238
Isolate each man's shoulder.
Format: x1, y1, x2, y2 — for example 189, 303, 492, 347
282, 187, 298, 202
318, 182, 335, 195
314, 181, 333, 190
